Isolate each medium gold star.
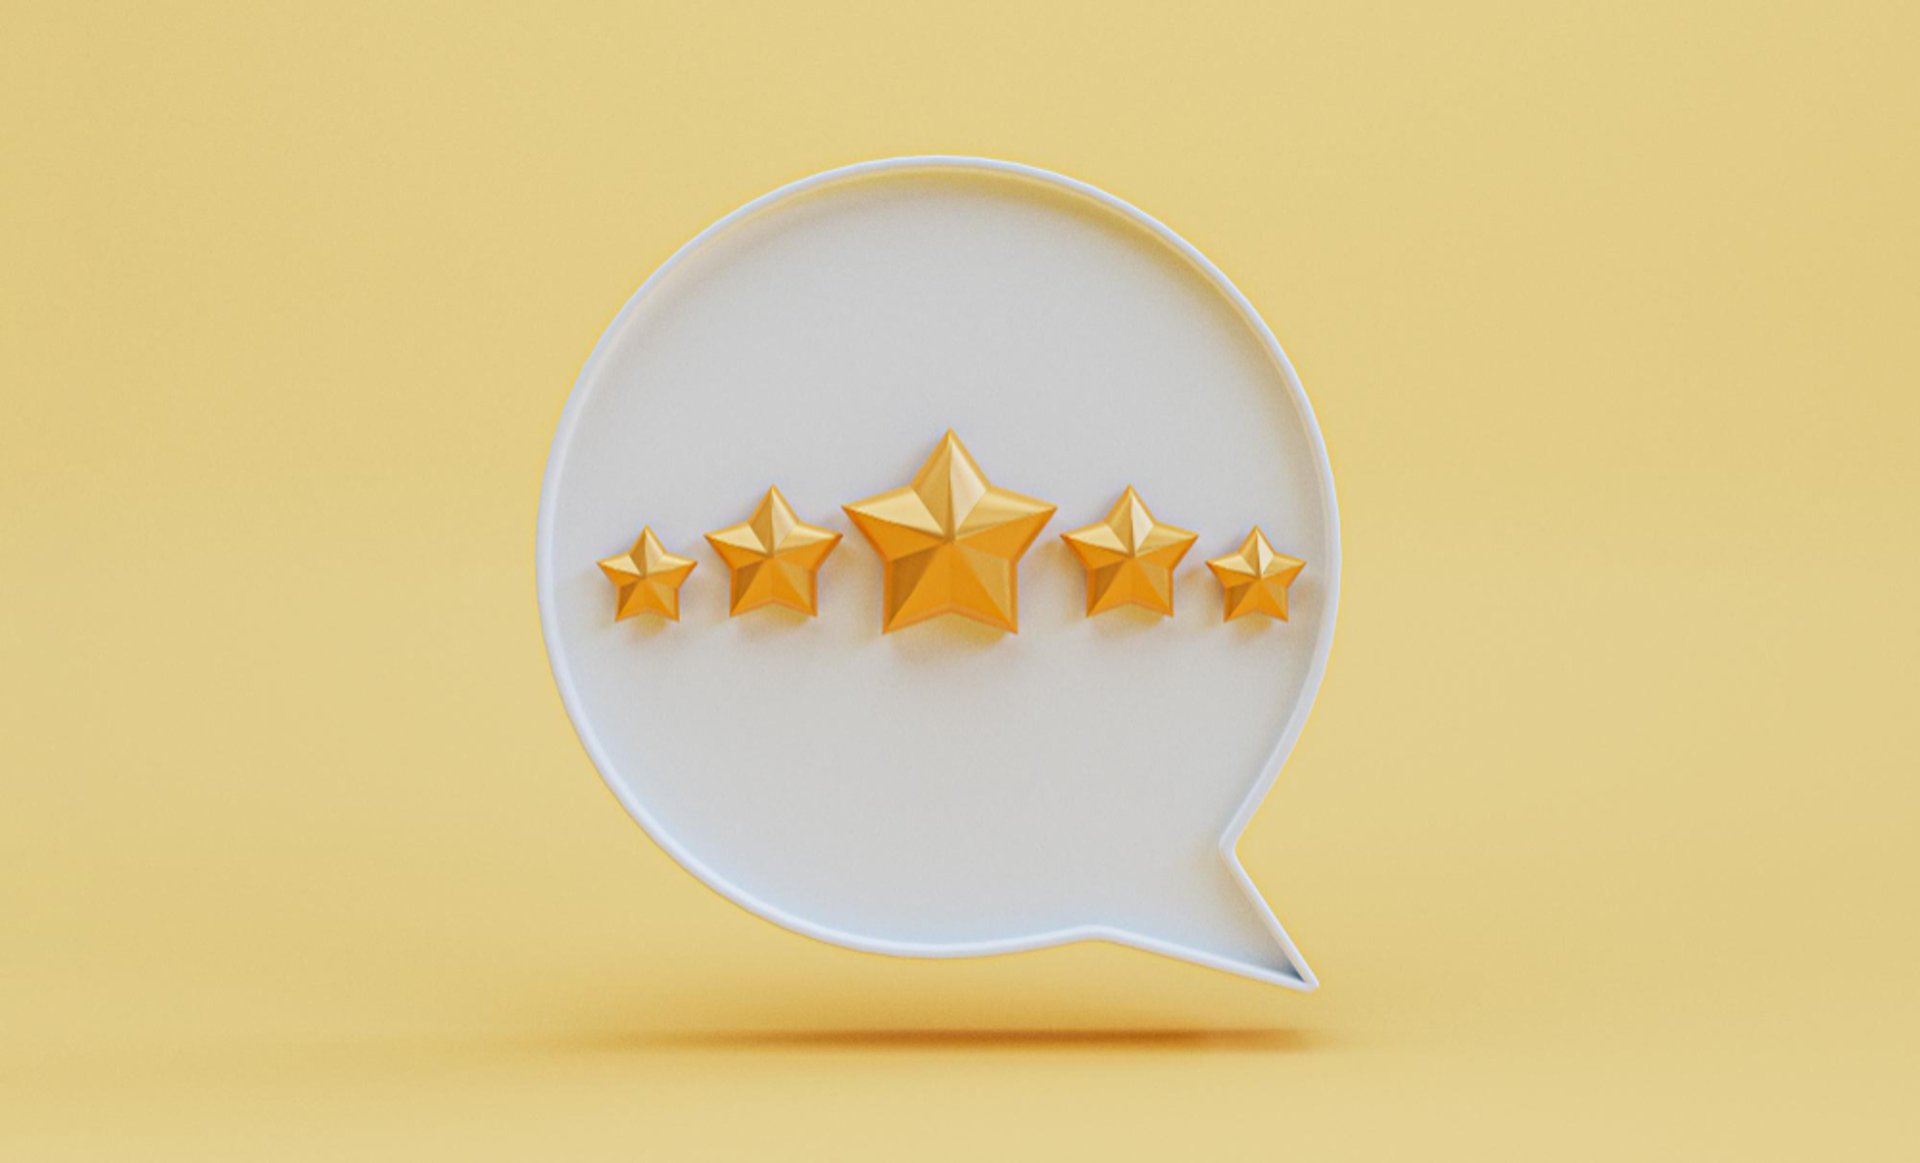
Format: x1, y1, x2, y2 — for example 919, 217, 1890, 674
1207, 527, 1305, 622
843, 431, 1056, 634
704, 486, 842, 617
1060, 487, 1198, 617
598, 527, 697, 621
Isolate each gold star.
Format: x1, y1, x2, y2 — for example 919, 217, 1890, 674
843, 431, 1056, 634
1060, 487, 1198, 618
1207, 527, 1305, 622
704, 486, 842, 617
598, 527, 697, 621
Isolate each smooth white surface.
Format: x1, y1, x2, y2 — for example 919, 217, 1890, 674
537, 158, 1338, 986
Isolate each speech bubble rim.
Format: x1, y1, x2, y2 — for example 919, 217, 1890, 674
535, 155, 1340, 990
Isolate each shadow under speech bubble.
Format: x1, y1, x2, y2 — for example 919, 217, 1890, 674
537, 1026, 1325, 1054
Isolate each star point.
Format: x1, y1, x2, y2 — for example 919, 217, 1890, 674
844, 432, 1055, 633
598, 527, 697, 621
1207, 527, 1305, 622
704, 486, 842, 617
1061, 486, 1198, 617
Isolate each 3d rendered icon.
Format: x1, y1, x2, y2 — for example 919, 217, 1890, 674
537, 157, 1341, 990
1060, 486, 1199, 618
1207, 527, 1306, 622
598, 527, 698, 621
843, 431, 1056, 633
704, 486, 842, 617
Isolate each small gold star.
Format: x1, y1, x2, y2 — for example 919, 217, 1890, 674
843, 431, 1056, 634
598, 527, 697, 621
1060, 487, 1198, 618
704, 486, 843, 617
1207, 527, 1305, 622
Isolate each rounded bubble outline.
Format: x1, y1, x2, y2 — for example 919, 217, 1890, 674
535, 156, 1341, 988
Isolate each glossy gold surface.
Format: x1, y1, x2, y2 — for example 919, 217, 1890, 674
597, 527, 697, 621
843, 431, 1055, 633
1206, 527, 1305, 622
704, 486, 842, 617
1060, 486, 1198, 618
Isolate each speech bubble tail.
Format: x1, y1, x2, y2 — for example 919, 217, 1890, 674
1114, 854, 1317, 990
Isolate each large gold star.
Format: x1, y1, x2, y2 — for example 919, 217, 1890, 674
704, 486, 842, 617
598, 527, 697, 621
843, 431, 1056, 634
1060, 486, 1198, 618
1207, 527, 1305, 622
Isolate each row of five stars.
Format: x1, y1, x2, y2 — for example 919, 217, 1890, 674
600, 432, 1305, 633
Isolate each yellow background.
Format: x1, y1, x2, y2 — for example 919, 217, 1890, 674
4, 2, 1915, 1157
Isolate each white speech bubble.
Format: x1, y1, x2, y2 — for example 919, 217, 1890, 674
537, 158, 1339, 987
